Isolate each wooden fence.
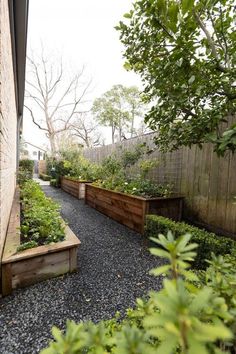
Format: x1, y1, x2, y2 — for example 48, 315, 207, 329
84, 132, 236, 238
38, 160, 47, 175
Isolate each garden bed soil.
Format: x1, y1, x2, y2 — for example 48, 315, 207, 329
61, 177, 91, 199
85, 184, 184, 234
1, 189, 81, 296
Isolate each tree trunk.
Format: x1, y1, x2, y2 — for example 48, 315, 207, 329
49, 134, 57, 156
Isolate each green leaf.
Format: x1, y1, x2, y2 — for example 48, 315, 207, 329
182, 0, 195, 14
150, 264, 170, 276
188, 75, 195, 84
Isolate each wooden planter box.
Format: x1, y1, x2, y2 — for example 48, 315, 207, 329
1, 190, 81, 296
85, 184, 184, 234
61, 177, 91, 199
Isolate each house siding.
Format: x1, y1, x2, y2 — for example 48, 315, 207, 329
0, 0, 18, 261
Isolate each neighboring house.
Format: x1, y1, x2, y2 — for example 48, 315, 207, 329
0, 1, 29, 263
20, 141, 47, 161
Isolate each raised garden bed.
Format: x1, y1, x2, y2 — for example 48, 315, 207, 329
61, 177, 91, 199
85, 184, 184, 234
1, 189, 81, 296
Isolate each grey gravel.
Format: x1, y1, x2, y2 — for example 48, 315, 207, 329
0, 186, 164, 354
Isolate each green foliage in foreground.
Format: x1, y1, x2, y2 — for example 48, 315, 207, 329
116, 0, 236, 156
41, 232, 236, 354
146, 215, 236, 269
18, 180, 65, 251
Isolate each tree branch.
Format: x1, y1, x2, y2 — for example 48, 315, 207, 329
24, 105, 49, 132
193, 10, 228, 73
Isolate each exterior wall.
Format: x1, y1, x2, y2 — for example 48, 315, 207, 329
20, 143, 46, 160
0, 0, 18, 260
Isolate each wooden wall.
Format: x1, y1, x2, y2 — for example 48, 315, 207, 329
84, 130, 236, 238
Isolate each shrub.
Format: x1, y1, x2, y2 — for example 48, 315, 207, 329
18, 159, 34, 186
41, 232, 236, 354
145, 215, 236, 269
50, 179, 59, 187
18, 180, 65, 251
39, 173, 51, 181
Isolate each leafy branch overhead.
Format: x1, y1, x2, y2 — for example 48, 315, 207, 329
116, 0, 236, 155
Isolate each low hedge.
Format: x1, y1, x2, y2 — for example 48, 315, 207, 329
50, 178, 59, 187
39, 173, 51, 181
145, 215, 236, 269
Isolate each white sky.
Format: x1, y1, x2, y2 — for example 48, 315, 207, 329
23, 0, 142, 148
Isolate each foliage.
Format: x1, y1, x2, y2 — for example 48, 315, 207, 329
42, 232, 236, 354
50, 179, 59, 188
117, 0, 236, 156
146, 215, 236, 269
18, 180, 65, 251
46, 153, 102, 183
93, 145, 171, 198
18, 159, 34, 186
92, 85, 146, 143
17, 240, 38, 252
39, 173, 51, 181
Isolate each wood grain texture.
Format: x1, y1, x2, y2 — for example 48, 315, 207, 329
85, 184, 184, 234
61, 177, 91, 199
83, 125, 236, 237
1, 191, 81, 296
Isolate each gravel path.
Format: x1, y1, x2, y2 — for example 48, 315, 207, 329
0, 186, 164, 354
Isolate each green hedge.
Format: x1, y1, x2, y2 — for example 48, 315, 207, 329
39, 173, 51, 181
50, 178, 59, 187
145, 215, 236, 269
18, 159, 34, 186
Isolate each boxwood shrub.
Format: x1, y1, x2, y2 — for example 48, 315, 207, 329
145, 215, 236, 269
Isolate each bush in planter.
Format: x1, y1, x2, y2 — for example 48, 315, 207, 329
145, 215, 236, 269
94, 157, 172, 198
41, 232, 235, 354
19, 180, 65, 250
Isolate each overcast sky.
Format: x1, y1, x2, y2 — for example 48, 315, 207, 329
23, 0, 141, 148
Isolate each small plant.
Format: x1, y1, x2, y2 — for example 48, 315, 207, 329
42, 233, 235, 354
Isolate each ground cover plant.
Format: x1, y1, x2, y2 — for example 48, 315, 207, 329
42, 231, 236, 353
18, 180, 65, 251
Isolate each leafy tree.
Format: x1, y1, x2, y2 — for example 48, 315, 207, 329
116, 0, 236, 155
92, 85, 146, 143
123, 86, 145, 137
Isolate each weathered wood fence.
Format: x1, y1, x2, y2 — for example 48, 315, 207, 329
84, 132, 236, 238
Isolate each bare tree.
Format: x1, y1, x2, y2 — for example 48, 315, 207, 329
24, 50, 91, 155
69, 113, 103, 148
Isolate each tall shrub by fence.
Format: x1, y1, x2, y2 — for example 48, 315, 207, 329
84, 132, 236, 238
